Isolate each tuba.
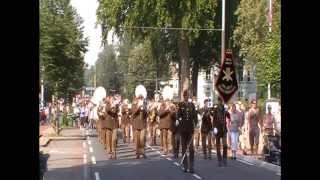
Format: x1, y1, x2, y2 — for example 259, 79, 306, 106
92, 87, 106, 105
162, 86, 174, 101
162, 86, 175, 111
135, 85, 147, 110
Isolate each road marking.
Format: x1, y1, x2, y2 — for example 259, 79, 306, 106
237, 159, 254, 166
91, 156, 96, 164
173, 162, 180, 166
276, 172, 281, 176
89, 147, 94, 153
88, 140, 91, 145
193, 174, 202, 179
83, 142, 86, 148
83, 154, 87, 164
161, 154, 165, 157
94, 172, 100, 180
156, 151, 161, 154
166, 157, 172, 161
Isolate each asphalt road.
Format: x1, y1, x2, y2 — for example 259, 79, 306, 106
81, 129, 280, 180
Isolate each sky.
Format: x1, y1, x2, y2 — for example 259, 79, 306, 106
70, 0, 119, 66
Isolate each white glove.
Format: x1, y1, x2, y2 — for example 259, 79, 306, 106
175, 120, 180, 126
213, 127, 218, 135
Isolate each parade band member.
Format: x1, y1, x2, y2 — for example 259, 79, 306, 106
177, 90, 197, 173
96, 98, 105, 144
200, 99, 213, 159
132, 95, 148, 159
105, 96, 120, 159
158, 99, 175, 155
192, 97, 201, 150
121, 99, 131, 143
171, 101, 180, 159
147, 100, 158, 146
98, 98, 108, 150
212, 97, 230, 167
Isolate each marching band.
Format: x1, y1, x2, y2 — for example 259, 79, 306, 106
92, 85, 232, 172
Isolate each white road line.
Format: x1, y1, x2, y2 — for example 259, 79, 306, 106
237, 159, 254, 166
161, 154, 165, 157
192, 174, 202, 179
94, 172, 100, 180
83, 154, 87, 164
166, 157, 172, 161
91, 156, 96, 164
83, 142, 86, 148
89, 147, 94, 153
156, 151, 161, 154
173, 162, 180, 166
88, 140, 91, 145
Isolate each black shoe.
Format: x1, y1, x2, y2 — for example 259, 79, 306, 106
208, 156, 212, 160
142, 154, 147, 159
234, 157, 237, 160
189, 169, 194, 173
136, 155, 140, 159
181, 166, 187, 172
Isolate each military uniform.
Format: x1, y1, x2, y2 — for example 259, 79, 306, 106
103, 102, 119, 159
170, 102, 180, 158
158, 101, 175, 154
147, 103, 158, 146
200, 106, 214, 159
212, 104, 230, 166
193, 103, 201, 150
177, 101, 198, 172
131, 99, 148, 158
121, 104, 131, 143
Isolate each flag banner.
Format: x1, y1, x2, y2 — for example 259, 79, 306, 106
214, 50, 238, 103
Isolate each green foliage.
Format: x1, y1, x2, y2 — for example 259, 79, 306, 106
233, 0, 280, 98
97, 0, 219, 97
40, 0, 88, 102
95, 44, 121, 93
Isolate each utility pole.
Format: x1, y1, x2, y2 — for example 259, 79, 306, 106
267, 0, 272, 99
221, 0, 226, 64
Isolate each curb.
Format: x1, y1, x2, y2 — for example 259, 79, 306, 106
40, 136, 86, 147
49, 136, 87, 141
40, 137, 51, 147
211, 150, 280, 173
237, 154, 280, 173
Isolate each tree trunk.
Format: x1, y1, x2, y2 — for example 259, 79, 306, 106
179, 32, 190, 100
191, 61, 199, 97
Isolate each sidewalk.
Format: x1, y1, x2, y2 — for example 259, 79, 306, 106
209, 148, 281, 174
41, 131, 87, 180
40, 127, 86, 147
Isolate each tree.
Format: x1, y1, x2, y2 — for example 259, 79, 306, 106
117, 37, 170, 99
97, 0, 218, 100
95, 44, 120, 93
40, 0, 88, 102
256, 0, 280, 97
233, 0, 280, 99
